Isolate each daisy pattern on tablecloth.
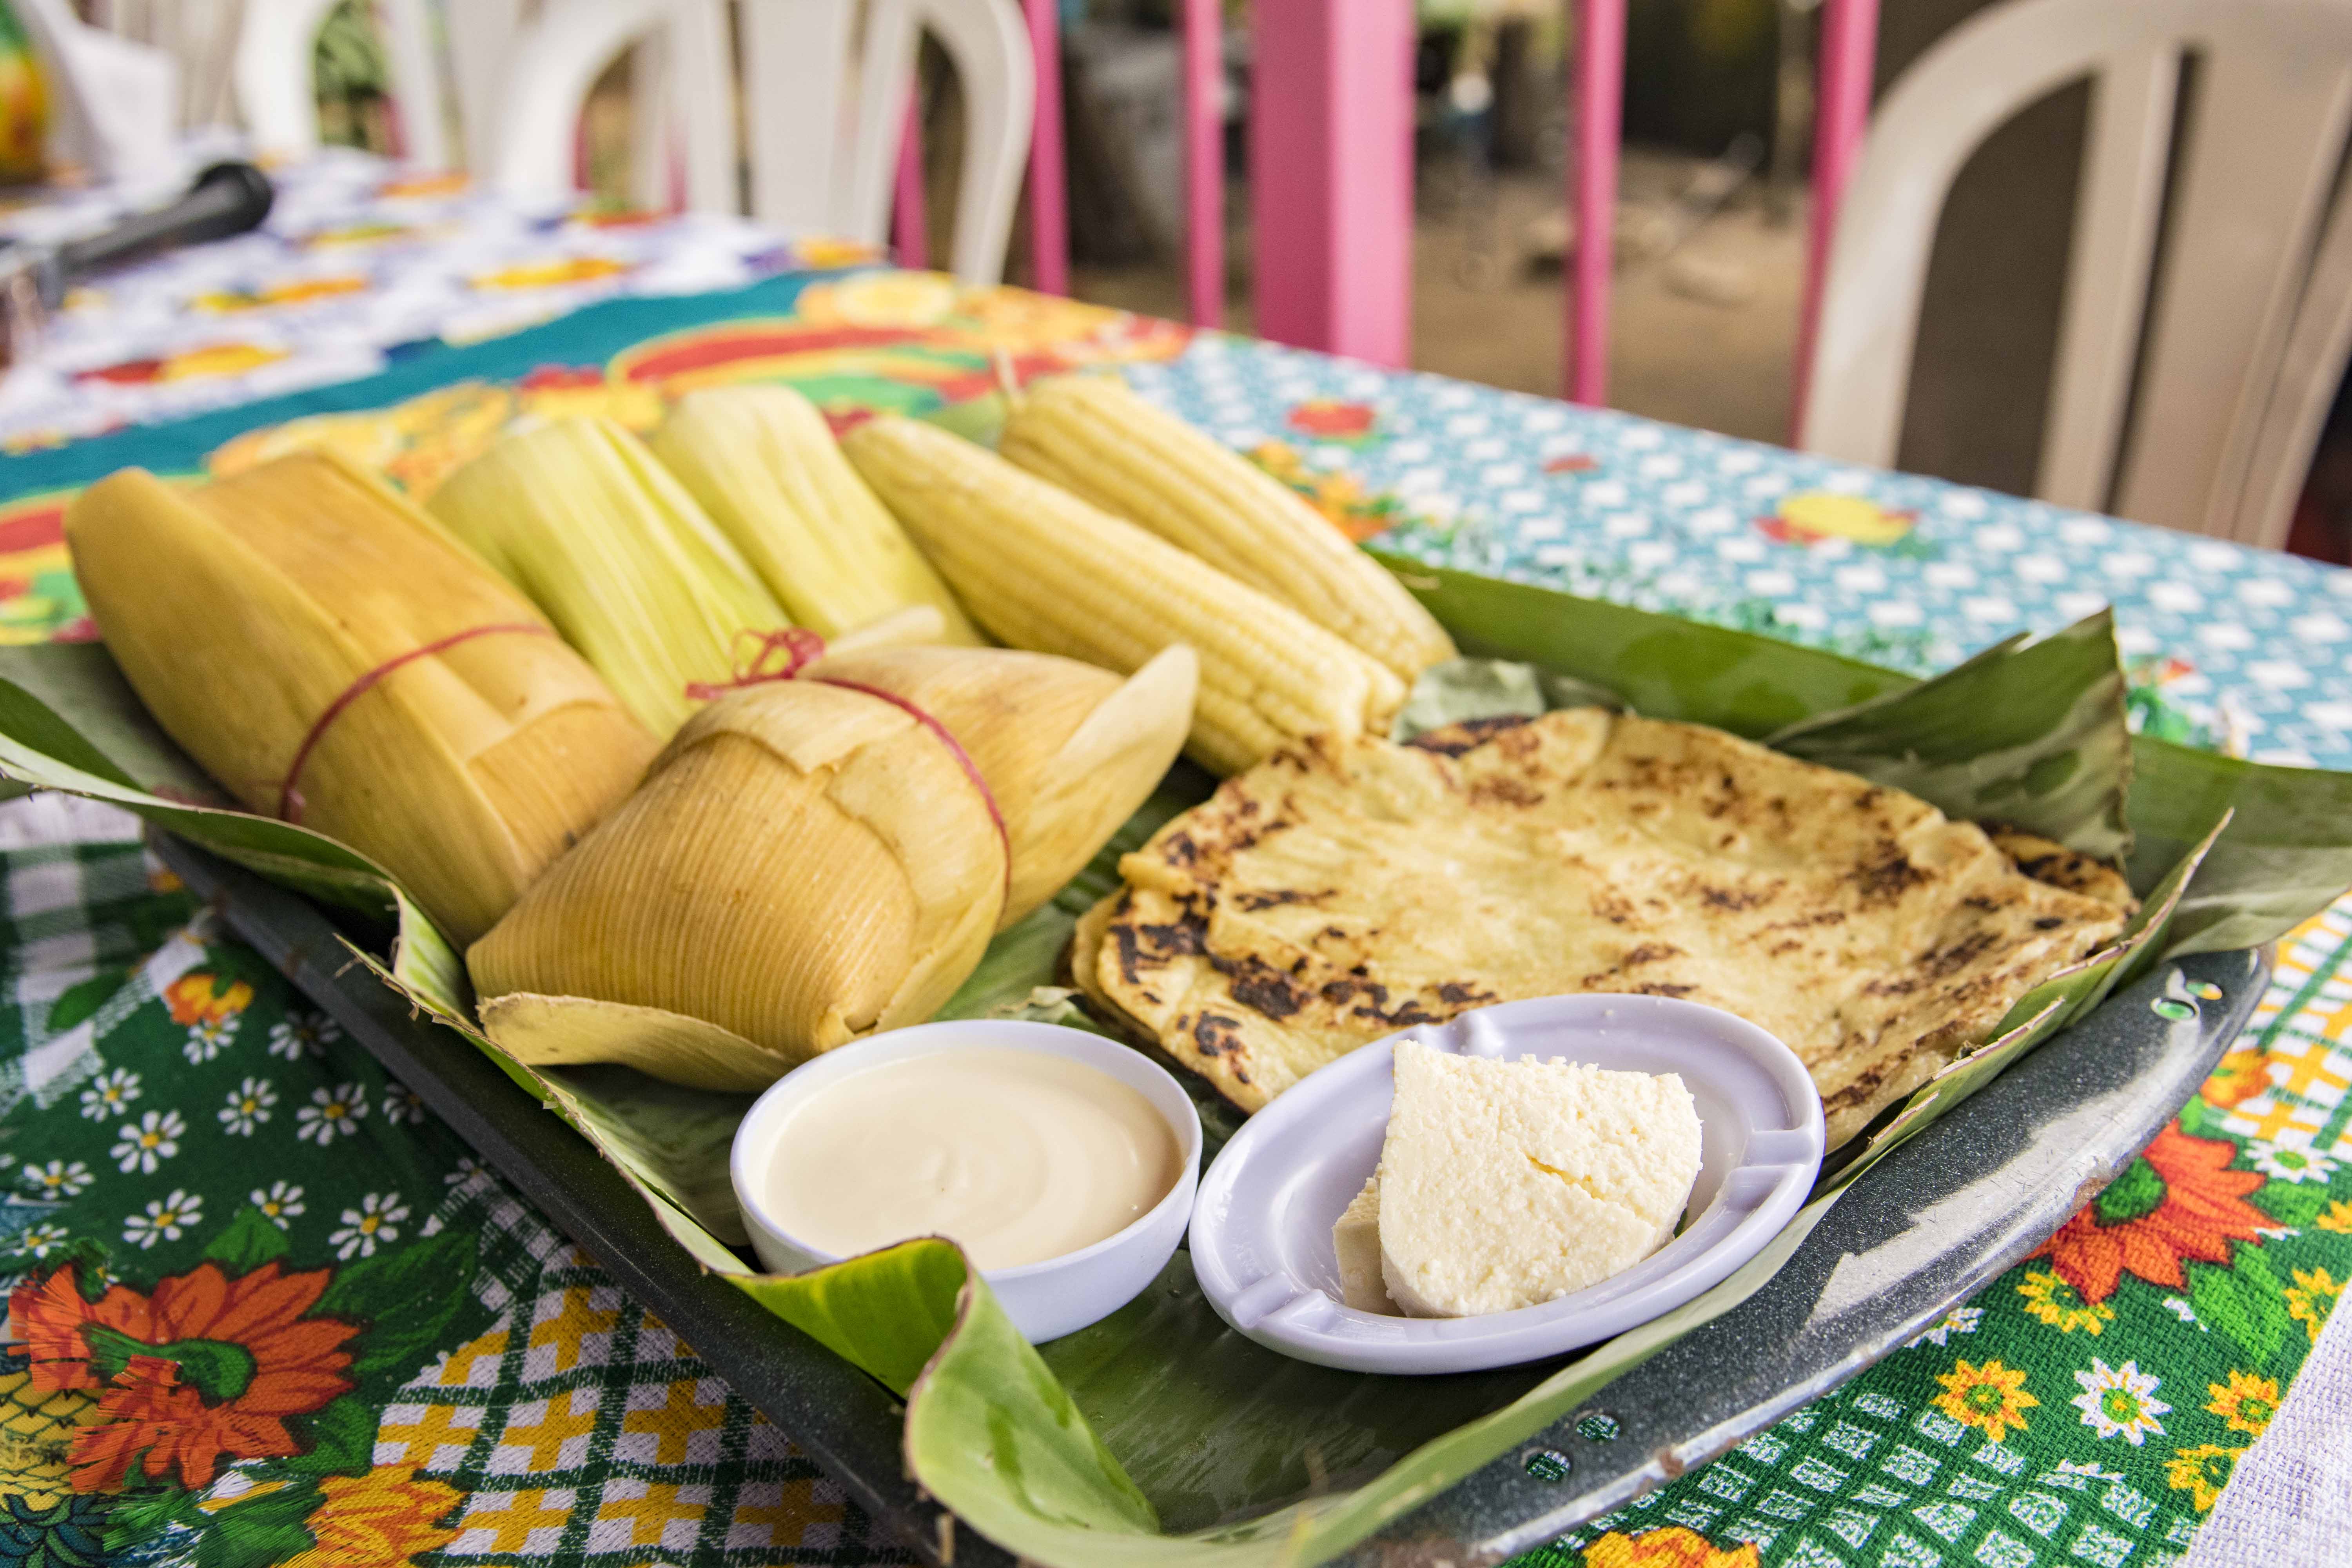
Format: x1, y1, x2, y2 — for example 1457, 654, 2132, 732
216, 1076, 276, 1136
267, 1009, 343, 1061
331, 1191, 407, 1259
77, 1066, 139, 1120
2070, 1358, 2170, 1445
111, 1108, 185, 1173
14, 1222, 66, 1258
250, 1180, 304, 1228
381, 1084, 425, 1125
123, 1189, 203, 1248
20, 1159, 91, 1198
2246, 1139, 2337, 1183
1906, 1305, 1982, 1347
296, 1082, 367, 1145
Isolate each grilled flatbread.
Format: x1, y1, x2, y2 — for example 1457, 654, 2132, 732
1076, 711, 2132, 1146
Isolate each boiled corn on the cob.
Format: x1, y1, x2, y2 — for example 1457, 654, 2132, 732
65, 455, 659, 946
428, 417, 790, 737
998, 374, 1456, 681
649, 386, 981, 644
842, 414, 1403, 775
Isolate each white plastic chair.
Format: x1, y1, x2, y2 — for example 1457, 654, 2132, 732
234, 0, 454, 168
11, 0, 180, 187
1800, 0, 2352, 547
494, 0, 1035, 285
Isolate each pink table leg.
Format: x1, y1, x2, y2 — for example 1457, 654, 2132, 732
1791, 0, 1881, 445
1250, 0, 1414, 366
1024, 0, 1069, 294
893, 98, 929, 270
1570, 0, 1626, 405
1183, 0, 1224, 328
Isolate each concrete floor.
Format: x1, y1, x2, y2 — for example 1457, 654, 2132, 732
1073, 154, 1807, 446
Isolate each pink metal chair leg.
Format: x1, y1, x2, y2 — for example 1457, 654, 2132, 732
1250, 0, 1415, 365
1184, 0, 1224, 328
1024, 0, 1068, 294
1570, 0, 1626, 405
893, 98, 929, 270
1791, 0, 1881, 444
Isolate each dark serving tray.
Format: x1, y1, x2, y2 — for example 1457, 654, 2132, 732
156, 833, 2265, 1568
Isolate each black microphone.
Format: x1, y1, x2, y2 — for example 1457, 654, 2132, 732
54, 161, 276, 281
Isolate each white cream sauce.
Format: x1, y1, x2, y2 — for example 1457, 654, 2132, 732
759, 1047, 1181, 1269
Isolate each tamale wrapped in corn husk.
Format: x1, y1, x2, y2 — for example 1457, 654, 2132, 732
427, 417, 791, 737
649, 386, 982, 644
468, 680, 1009, 1089
800, 642, 1196, 926
64, 455, 660, 946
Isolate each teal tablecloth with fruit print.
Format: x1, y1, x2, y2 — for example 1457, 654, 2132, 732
2, 265, 2350, 1568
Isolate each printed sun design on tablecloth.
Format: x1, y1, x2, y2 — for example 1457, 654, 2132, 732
74, 343, 292, 388
2030, 1122, 2271, 1305
286, 1462, 465, 1563
10, 1261, 360, 1491
2204, 1369, 2279, 1436
1932, 1357, 2039, 1442
165, 972, 256, 1064
1579, 1525, 1761, 1566
2018, 1268, 2116, 1335
2069, 1358, 2169, 1445
2200, 1048, 2272, 1111
1755, 492, 1919, 548
2164, 1443, 2245, 1512
2284, 1266, 2341, 1342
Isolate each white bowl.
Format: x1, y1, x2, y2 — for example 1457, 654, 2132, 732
729, 1020, 1202, 1343
1187, 994, 1824, 1374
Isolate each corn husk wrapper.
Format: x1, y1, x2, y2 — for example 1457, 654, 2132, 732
64, 456, 659, 946
800, 642, 1196, 927
650, 386, 982, 644
428, 416, 791, 737
467, 680, 1008, 1089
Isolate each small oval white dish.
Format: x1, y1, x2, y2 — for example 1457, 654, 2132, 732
731, 1020, 1202, 1343
1187, 994, 1824, 1374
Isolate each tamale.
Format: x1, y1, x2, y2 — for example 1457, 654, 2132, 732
64, 455, 659, 946
649, 385, 981, 644
799, 642, 1196, 926
468, 680, 1008, 1086
427, 416, 791, 736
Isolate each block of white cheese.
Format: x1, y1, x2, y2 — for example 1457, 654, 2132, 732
1377, 1042, 1702, 1318
1331, 1173, 1396, 1313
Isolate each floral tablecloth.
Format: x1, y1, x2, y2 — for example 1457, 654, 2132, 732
0, 255, 2348, 1568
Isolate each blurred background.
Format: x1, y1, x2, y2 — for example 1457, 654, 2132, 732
21, 0, 2352, 566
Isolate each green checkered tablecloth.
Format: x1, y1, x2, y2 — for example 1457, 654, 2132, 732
5, 795, 2350, 1568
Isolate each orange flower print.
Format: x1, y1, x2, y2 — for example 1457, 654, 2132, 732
2205, 1370, 2280, 1436
2031, 1123, 2269, 1305
281, 1464, 464, 1567
165, 972, 256, 1064
12, 1261, 359, 1491
1933, 1358, 2039, 1443
1286, 399, 1377, 442
2200, 1049, 2269, 1110
1582, 1525, 1761, 1567
1757, 492, 1916, 547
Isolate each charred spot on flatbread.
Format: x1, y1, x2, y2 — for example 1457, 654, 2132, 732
1093, 709, 2131, 1143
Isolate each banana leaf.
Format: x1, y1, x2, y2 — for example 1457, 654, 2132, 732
1, 559, 2347, 1568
